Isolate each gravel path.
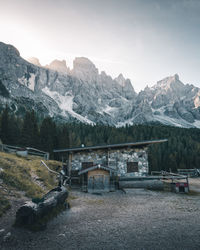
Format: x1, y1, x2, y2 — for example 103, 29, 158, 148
0, 188, 200, 250
189, 178, 200, 193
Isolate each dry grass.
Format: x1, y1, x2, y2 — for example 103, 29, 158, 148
86, 199, 105, 205
68, 194, 78, 201
0, 189, 11, 217
187, 190, 200, 196
0, 152, 62, 216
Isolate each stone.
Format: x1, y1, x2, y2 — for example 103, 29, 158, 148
0, 228, 5, 234
3, 232, 11, 241
71, 147, 148, 176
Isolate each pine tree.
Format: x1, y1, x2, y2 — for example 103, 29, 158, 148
0, 105, 9, 144
7, 114, 21, 145
59, 125, 69, 149
20, 110, 39, 147
40, 117, 58, 155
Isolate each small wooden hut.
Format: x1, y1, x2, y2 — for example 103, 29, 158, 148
78, 165, 116, 193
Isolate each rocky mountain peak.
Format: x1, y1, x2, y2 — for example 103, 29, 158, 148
0, 42, 20, 59
144, 85, 151, 92
100, 71, 107, 77
1, 41, 200, 129
114, 74, 136, 99
155, 74, 184, 91
27, 57, 41, 67
71, 57, 99, 83
73, 57, 98, 73
46, 59, 69, 73
115, 73, 126, 87
173, 73, 179, 81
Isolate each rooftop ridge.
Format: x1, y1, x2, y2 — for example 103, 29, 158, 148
53, 139, 168, 153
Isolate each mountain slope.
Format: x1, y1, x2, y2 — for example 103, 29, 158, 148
135, 74, 200, 128
0, 41, 200, 128
0, 42, 136, 125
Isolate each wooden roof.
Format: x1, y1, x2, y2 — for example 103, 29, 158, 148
53, 139, 168, 153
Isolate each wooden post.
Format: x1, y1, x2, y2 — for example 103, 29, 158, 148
45, 153, 49, 161
68, 152, 72, 186
62, 155, 64, 164
187, 176, 189, 192
107, 149, 109, 168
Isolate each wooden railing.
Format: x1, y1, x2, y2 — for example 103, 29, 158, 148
0, 144, 49, 160
177, 168, 200, 177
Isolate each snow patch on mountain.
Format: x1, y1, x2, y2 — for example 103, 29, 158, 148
193, 120, 200, 127
116, 118, 134, 127
18, 77, 27, 87
104, 105, 117, 115
18, 73, 35, 91
154, 114, 188, 128
42, 87, 94, 125
29, 73, 35, 91
2, 42, 200, 129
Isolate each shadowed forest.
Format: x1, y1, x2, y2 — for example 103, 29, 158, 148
1, 106, 200, 172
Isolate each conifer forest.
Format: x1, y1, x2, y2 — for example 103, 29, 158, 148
1, 106, 200, 173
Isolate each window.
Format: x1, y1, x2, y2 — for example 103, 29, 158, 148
82, 162, 93, 170
127, 162, 138, 173
71, 170, 79, 177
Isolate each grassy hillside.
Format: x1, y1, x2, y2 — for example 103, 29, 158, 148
0, 152, 62, 216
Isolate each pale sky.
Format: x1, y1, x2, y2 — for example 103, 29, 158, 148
0, 0, 200, 92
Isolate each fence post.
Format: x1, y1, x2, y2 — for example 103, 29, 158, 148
45, 153, 50, 161
186, 176, 189, 192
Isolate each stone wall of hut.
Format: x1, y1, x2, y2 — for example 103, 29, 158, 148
70, 147, 148, 176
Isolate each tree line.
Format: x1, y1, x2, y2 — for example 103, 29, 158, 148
1, 106, 200, 172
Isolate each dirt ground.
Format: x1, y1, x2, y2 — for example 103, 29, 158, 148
189, 178, 200, 193
0, 178, 200, 250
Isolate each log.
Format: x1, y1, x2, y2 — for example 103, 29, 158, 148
15, 186, 68, 226
119, 180, 164, 190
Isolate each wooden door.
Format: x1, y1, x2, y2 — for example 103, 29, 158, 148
88, 175, 105, 191
104, 176, 110, 190
93, 175, 104, 190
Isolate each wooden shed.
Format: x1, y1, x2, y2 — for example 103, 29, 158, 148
78, 165, 116, 193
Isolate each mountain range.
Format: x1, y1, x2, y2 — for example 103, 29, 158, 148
1, 41, 200, 128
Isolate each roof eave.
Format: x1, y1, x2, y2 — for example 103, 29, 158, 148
53, 139, 168, 153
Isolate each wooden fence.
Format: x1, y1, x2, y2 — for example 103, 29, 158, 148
0, 144, 49, 160
177, 168, 200, 177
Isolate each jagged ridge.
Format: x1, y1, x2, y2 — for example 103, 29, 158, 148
0, 41, 200, 128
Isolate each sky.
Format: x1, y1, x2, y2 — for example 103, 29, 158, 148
0, 0, 200, 92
